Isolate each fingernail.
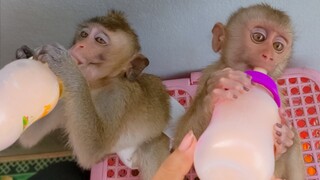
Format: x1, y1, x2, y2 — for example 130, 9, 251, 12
276, 123, 282, 128
178, 130, 195, 151
276, 131, 282, 136
277, 140, 281, 144
243, 86, 249, 91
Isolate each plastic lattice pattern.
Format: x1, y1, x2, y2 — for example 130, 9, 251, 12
90, 68, 320, 180
278, 68, 320, 179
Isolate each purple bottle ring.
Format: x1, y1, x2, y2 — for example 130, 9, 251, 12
245, 70, 281, 108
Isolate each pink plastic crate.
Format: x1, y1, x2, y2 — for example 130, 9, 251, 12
90, 68, 320, 180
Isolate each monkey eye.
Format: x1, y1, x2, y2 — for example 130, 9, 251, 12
79, 30, 89, 38
250, 28, 267, 43
95, 37, 106, 45
79, 28, 90, 38
273, 37, 287, 53
273, 42, 284, 52
251, 32, 266, 43
95, 33, 109, 45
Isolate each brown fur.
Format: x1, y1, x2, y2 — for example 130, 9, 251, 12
18, 10, 170, 180
174, 3, 305, 179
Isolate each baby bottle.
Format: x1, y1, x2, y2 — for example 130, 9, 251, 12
0, 59, 60, 151
194, 67, 281, 180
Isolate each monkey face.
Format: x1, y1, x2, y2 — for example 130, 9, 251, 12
69, 23, 134, 83
225, 20, 293, 75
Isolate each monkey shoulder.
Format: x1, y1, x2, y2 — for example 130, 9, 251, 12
133, 73, 168, 96
94, 74, 169, 105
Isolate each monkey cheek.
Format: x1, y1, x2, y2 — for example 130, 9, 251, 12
80, 66, 102, 82
78, 66, 92, 80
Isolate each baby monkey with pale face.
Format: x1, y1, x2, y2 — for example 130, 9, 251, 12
174, 4, 305, 180
16, 10, 171, 180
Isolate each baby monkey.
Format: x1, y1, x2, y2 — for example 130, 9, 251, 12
16, 10, 171, 179
174, 3, 305, 180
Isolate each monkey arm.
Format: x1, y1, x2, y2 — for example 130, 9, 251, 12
34, 44, 115, 167
274, 129, 305, 179
19, 100, 66, 148
173, 86, 211, 149
36, 44, 170, 169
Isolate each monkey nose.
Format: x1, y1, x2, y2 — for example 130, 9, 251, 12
262, 54, 273, 61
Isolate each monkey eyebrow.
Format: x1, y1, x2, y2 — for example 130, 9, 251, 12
276, 34, 290, 45
77, 23, 90, 30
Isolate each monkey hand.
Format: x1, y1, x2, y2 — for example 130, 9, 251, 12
273, 108, 294, 160
209, 67, 252, 101
204, 68, 253, 112
16, 45, 34, 59
35, 43, 80, 85
35, 43, 81, 88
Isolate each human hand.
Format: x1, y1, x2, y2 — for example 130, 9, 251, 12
153, 131, 197, 180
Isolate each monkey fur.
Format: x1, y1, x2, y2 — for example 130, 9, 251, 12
16, 10, 171, 180
173, 4, 305, 180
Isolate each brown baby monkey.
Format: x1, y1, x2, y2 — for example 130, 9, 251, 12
174, 3, 305, 180
16, 10, 172, 180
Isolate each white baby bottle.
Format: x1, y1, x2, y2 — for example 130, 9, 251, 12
194, 67, 281, 180
0, 59, 60, 151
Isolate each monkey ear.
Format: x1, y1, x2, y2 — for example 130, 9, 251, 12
126, 54, 150, 81
212, 22, 226, 52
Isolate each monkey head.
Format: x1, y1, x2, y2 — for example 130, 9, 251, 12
69, 10, 149, 86
211, 3, 294, 78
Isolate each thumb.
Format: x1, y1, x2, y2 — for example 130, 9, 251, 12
153, 131, 197, 180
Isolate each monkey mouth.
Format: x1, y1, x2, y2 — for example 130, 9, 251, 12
69, 51, 84, 65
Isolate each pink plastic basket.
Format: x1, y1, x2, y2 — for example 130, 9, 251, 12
90, 68, 320, 180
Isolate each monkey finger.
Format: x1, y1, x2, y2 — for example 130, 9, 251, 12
16, 45, 34, 59
220, 68, 252, 80
278, 108, 291, 127
273, 128, 287, 155
206, 79, 218, 94
279, 108, 287, 118
35, 53, 50, 64
227, 71, 253, 88
274, 133, 292, 148
284, 127, 295, 139
275, 122, 295, 140
274, 142, 287, 158
218, 68, 252, 87
273, 127, 294, 156
217, 77, 250, 94
213, 88, 240, 100
207, 69, 251, 94
283, 138, 294, 148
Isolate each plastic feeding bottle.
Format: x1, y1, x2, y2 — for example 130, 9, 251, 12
194, 67, 281, 180
0, 59, 60, 151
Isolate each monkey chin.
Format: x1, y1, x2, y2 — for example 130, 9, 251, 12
68, 50, 84, 65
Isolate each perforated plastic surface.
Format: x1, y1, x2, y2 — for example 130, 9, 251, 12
90, 68, 320, 180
